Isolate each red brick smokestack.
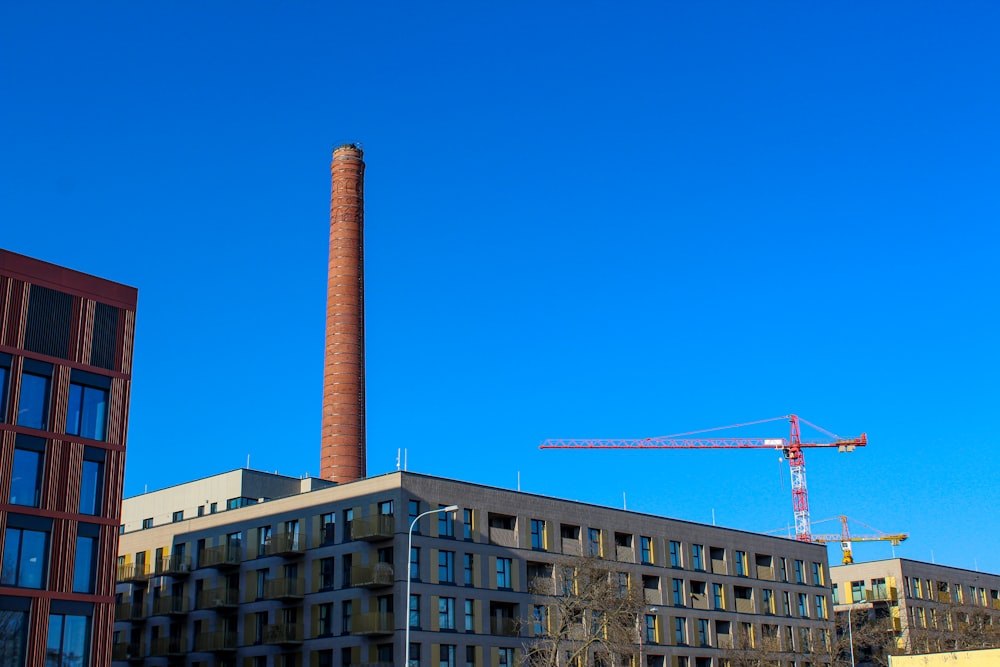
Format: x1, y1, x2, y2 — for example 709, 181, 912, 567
322, 144, 366, 482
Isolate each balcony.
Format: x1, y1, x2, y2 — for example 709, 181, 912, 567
615, 546, 635, 563
489, 527, 517, 548
529, 577, 554, 595
872, 586, 898, 602
199, 544, 242, 569
193, 630, 239, 652
561, 540, 582, 556
117, 563, 150, 585
263, 623, 304, 646
112, 642, 144, 661
351, 563, 394, 588
150, 636, 186, 657
351, 612, 394, 636
197, 587, 240, 611
261, 533, 304, 557
490, 617, 519, 636
151, 595, 190, 617
154, 554, 192, 577
351, 515, 395, 541
264, 576, 306, 601
313, 524, 337, 548
735, 598, 755, 614
114, 602, 147, 623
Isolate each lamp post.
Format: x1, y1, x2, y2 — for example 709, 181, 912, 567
404, 505, 459, 667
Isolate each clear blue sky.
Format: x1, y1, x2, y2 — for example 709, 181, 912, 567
3, 2, 998, 573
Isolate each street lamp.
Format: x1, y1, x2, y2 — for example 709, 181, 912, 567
404, 505, 459, 667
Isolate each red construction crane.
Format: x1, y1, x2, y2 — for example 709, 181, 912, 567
540, 414, 867, 542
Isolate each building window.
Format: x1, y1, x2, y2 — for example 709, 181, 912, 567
17, 361, 52, 430
762, 588, 774, 614
672, 579, 684, 606
342, 600, 353, 633
832, 583, 839, 605
343, 509, 354, 540
209, 502, 217, 514
463, 509, 473, 540
409, 594, 420, 628
46, 613, 90, 667
779, 557, 788, 582
797, 593, 808, 617
588, 528, 602, 557
498, 648, 514, 667
317, 557, 335, 590
735, 550, 747, 576
465, 646, 476, 667
409, 643, 420, 667
320, 512, 335, 544
851, 580, 865, 603
438, 550, 455, 583
464, 553, 474, 585
9, 435, 45, 507
713, 583, 724, 610
464, 599, 475, 631
409, 500, 420, 533
439, 506, 455, 538
530, 519, 546, 550
2, 517, 51, 589
496, 557, 512, 589
697, 618, 709, 646
640, 536, 653, 563
674, 617, 687, 644
72, 524, 99, 593
815, 595, 827, 619
259, 525, 272, 553
782, 591, 791, 616
439, 644, 456, 667
318, 602, 333, 636
0, 353, 11, 422
670, 540, 681, 567
0, 606, 29, 665
410, 547, 420, 580
793, 559, 804, 583
811, 561, 823, 585
645, 614, 657, 643
66, 370, 110, 441
691, 544, 704, 570
172, 510, 183, 523
439, 597, 456, 630
79, 447, 105, 516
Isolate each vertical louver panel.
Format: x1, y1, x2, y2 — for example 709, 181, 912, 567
90, 301, 119, 370
24, 284, 73, 359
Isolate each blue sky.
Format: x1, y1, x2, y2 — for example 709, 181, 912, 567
2, 2, 998, 573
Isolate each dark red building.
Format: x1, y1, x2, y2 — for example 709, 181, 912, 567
0, 249, 137, 666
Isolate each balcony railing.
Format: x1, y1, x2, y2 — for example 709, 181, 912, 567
114, 602, 147, 622
351, 612, 394, 635
116, 562, 150, 584
351, 515, 395, 541
263, 623, 304, 645
489, 527, 517, 548
351, 563, 394, 588
529, 577, 554, 595
615, 546, 635, 563
199, 544, 242, 569
151, 595, 190, 616
871, 586, 898, 602
154, 553, 192, 577
261, 532, 304, 557
490, 617, 519, 636
735, 598, 755, 614
150, 636, 186, 656
197, 587, 241, 610
193, 630, 239, 652
562, 540, 582, 556
264, 576, 306, 600
112, 642, 144, 661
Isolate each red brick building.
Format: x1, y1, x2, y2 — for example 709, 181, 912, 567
0, 249, 137, 666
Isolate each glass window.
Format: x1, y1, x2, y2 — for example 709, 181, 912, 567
0, 353, 11, 422
142, 518, 152, 530
79, 447, 105, 516
66, 371, 110, 441
438, 550, 454, 583
439, 506, 455, 537
465, 599, 475, 631
670, 540, 681, 567
409, 643, 420, 667
409, 594, 420, 628
73, 526, 99, 593
735, 551, 746, 576
713, 583, 724, 610
409, 500, 420, 533
640, 536, 652, 563
496, 557, 511, 588
464, 553, 474, 585
674, 617, 687, 644
463, 509, 473, 540
530, 519, 546, 550
2, 522, 50, 589
17, 363, 52, 430
410, 547, 420, 580
672, 579, 684, 605
439, 597, 455, 629
498, 648, 513, 667
798, 593, 808, 617
9, 436, 45, 507
47, 613, 91, 667
588, 528, 602, 557
691, 544, 704, 570
697, 618, 709, 646
342, 600, 353, 633
172, 511, 183, 523
465, 646, 476, 667
811, 562, 823, 585
794, 559, 804, 583
320, 557, 335, 589
645, 614, 656, 642
440, 644, 456, 667
0, 607, 29, 665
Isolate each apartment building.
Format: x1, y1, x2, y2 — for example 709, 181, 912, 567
113, 470, 835, 667
830, 558, 1000, 661
0, 249, 138, 665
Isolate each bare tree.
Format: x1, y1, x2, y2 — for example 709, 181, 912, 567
903, 600, 1000, 656
524, 556, 645, 667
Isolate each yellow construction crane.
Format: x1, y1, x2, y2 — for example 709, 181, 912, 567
810, 515, 908, 564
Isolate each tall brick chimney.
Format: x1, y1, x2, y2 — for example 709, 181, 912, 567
321, 144, 366, 482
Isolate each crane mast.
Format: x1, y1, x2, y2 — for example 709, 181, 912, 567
541, 414, 867, 542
